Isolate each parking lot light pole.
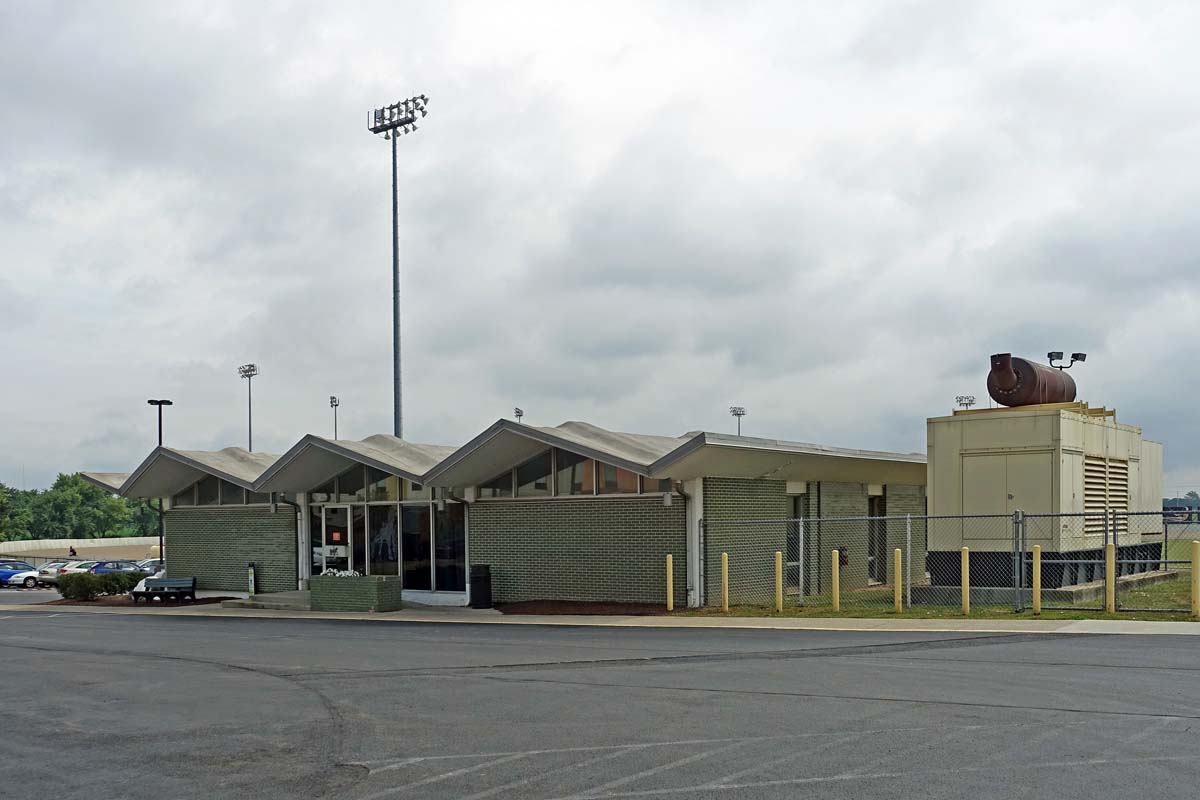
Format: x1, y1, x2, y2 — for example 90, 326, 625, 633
147, 399, 173, 563
238, 364, 258, 451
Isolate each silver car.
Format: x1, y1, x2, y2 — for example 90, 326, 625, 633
36, 561, 71, 586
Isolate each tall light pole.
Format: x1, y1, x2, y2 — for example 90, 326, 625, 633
238, 363, 258, 451
729, 406, 746, 436
147, 399, 172, 565
514, 407, 524, 424
330, 395, 340, 440
368, 93, 428, 439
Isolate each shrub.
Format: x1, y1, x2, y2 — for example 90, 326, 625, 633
58, 571, 144, 601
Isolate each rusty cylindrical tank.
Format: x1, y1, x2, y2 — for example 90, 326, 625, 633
986, 353, 1076, 407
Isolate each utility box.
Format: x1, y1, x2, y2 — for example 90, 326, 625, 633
926, 402, 1163, 586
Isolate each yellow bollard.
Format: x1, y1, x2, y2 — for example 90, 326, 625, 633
665, 554, 673, 612
774, 551, 783, 613
1105, 542, 1116, 613
961, 547, 970, 615
1191, 541, 1199, 619
1032, 545, 1042, 616
831, 549, 841, 612
894, 548, 903, 613
721, 552, 729, 613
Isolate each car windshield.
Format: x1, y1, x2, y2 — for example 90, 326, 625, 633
74, 562, 97, 569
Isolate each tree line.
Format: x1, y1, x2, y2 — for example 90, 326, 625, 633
0, 474, 157, 542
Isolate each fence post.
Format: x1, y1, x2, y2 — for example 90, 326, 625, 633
961, 546, 970, 615
1032, 545, 1041, 616
774, 551, 783, 613
893, 548, 902, 613
1191, 541, 1199, 619
905, 514, 912, 609
831, 549, 840, 612
1012, 510, 1024, 613
1105, 542, 1116, 614
665, 554, 673, 612
798, 518, 806, 607
721, 552, 729, 613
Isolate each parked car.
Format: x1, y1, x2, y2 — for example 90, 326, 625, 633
57, 561, 99, 577
4, 568, 40, 589
88, 560, 146, 574
36, 561, 71, 586
0, 561, 37, 588
136, 559, 163, 574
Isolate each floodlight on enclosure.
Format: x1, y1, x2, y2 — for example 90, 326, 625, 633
729, 406, 747, 436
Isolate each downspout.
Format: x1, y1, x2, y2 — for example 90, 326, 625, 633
275, 494, 303, 590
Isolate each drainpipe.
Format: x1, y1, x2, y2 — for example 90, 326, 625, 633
274, 494, 303, 590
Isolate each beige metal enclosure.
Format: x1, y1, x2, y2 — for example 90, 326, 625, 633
927, 403, 1163, 553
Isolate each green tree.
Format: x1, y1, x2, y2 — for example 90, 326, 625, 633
29, 474, 130, 539
1186, 491, 1199, 501
0, 483, 34, 542
123, 498, 159, 538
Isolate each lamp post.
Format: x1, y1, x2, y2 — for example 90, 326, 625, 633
238, 363, 258, 451
330, 395, 340, 440
514, 407, 524, 424
1047, 351, 1088, 370
367, 93, 429, 440
146, 399, 172, 564
956, 395, 977, 410
729, 406, 746, 436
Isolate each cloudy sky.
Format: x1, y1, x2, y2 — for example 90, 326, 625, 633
2, 0, 1199, 493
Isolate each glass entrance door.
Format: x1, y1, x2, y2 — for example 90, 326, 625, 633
323, 506, 350, 572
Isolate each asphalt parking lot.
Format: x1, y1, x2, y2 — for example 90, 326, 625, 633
2, 613, 1199, 799
0, 586, 60, 604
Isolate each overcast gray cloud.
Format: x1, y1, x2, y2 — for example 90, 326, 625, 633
3, 0, 1200, 494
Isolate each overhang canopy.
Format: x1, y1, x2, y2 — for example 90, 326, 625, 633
650, 432, 927, 485
424, 420, 686, 488
78, 472, 130, 494
120, 447, 279, 499
254, 434, 456, 493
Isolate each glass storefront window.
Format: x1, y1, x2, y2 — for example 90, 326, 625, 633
219, 480, 244, 505
434, 503, 466, 592
597, 462, 638, 494
310, 479, 334, 504
478, 472, 512, 498
196, 476, 220, 506
406, 480, 430, 501
401, 505, 432, 590
337, 466, 367, 503
368, 505, 400, 575
309, 508, 323, 576
352, 506, 367, 574
323, 506, 349, 572
515, 451, 552, 497
172, 484, 195, 507
366, 467, 401, 502
555, 450, 594, 495
640, 476, 673, 494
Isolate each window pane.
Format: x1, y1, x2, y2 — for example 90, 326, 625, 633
554, 450, 594, 495
172, 484, 194, 507
478, 471, 512, 499
641, 476, 673, 494
196, 476, 219, 506
219, 480, 245, 505
351, 506, 367, 574
366, 467, 401, 502
337, 466, 366, 503
401, 505, 431, 590
406, 480, 430, 501
246, 490, 271, 504
597, 463, 638, 494
434, 503, 466, 591
309, 480, 334, 504
368, 505, 399, 575
309, 508, 323, 577
515, 451, 552, 497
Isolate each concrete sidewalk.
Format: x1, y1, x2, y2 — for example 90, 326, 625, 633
2, 600, 1198, 635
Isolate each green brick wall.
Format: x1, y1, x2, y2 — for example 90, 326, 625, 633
885, 484, 927, 585
165, 507, 297, 594
468, 497, 686, 606
701, 477, 791, 605
310, 575, 402, 612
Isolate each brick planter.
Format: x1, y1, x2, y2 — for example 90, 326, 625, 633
310, 575, 402, 612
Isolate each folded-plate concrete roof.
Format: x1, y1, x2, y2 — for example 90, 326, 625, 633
120, 447, 280, 498
254, 434, 456, 492
78, 472, 131, 494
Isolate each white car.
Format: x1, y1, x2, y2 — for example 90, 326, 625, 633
4, 569, 40, 589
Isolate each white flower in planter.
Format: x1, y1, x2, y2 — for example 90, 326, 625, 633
320, 569, 363, 578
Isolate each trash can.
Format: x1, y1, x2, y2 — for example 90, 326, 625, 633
469, 564, 492, 609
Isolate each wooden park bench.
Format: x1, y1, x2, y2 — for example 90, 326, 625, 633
131, 577, 197, 604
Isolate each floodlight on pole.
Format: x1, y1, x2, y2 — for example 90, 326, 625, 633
514, 407, 524, 424
330, 395, 340, 440
955, 395, 976, 410
1047, 351, 1087, 370
238, 363, 259, 451
367, 93, 429, 439
729, 406, 746, 436
146, 398, 173, 565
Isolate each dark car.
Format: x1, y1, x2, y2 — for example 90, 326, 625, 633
88, 560, 146, 574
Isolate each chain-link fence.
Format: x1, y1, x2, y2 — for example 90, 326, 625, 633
698, 511, 1198, 615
